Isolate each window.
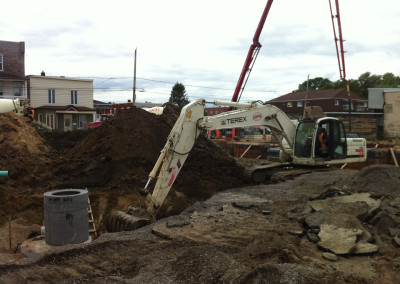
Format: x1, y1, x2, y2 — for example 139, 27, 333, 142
71, 90, 78, 104
297, 101, 303, 107
48, 89, 55, 104
287, 102, 293, 107
14, 87, 21, 96
294, 121, 315, 158
342, 103, 354, 111
334, 99, 339, 106
0, 54, 3, 71
46, 113, 55, 129
356, 104, 366, 111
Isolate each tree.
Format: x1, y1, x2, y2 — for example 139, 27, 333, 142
358, 72, 382, 98
169, 82, 190, 108
378, 72, 400, 88
296, 77, 334, 92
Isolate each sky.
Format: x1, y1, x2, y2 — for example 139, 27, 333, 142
2, 0, 399, 104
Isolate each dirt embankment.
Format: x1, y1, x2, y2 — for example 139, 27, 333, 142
0, 104, 245, 256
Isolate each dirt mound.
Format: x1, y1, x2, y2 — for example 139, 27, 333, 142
0, 113, 50, 182
0, 104, 245, 232
349, 164, 400, 196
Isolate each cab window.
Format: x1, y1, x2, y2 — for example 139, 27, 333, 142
294, 121, 315, 158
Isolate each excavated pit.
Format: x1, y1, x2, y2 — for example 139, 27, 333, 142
0, 103, 245, 246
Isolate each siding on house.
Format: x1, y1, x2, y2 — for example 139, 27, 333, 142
28, 75, 94, 108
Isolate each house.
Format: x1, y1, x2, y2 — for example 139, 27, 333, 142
368, 88, 400, 138
267, 89, 378, 138
0, 40, 27, 99
27, 73, 96, 131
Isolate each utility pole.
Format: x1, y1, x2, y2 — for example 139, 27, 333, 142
133, 48, 137, 104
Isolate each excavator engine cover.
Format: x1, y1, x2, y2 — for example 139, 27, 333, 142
106, 208, 152, 232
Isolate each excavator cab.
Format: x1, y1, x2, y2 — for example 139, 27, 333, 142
293, 117, 350, 165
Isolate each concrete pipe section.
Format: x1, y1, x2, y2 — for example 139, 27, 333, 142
44, 189, 89, 246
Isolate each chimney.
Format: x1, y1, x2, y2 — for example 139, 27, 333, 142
41, 71, 45, 76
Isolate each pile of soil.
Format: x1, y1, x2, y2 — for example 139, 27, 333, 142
0, 104, 245, 254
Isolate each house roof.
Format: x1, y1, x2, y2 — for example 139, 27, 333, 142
34, 105, 96, 112
267, 89, 366, 103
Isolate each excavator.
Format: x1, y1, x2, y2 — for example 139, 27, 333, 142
106, 99, 366, 232
106, 0, 363, 232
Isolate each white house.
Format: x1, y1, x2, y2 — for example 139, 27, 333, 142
27, 73, 96, 131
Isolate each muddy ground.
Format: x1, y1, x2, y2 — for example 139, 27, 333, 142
0, 106, 400, 283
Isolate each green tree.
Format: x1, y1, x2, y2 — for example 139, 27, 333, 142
169, 82, 190, 108
358, 72, 382, 98
296, 77, 334, 91
378, 72, 400, 88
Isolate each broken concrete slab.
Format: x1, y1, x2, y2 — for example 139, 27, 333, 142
353, 242, 379, 254
305, 213, 373, 242
318, 224, 363, 255
322, 252, 338, 261
309, 193, 381, 215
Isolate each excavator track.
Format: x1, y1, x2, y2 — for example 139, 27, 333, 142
106, 210, 152, 232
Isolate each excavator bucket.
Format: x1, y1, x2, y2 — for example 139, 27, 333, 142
106, 208, 152, 232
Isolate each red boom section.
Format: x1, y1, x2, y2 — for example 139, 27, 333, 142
329, 0, 346, 81
231, 0, 274, 102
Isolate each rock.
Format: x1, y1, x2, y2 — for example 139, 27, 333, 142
388, 227, 400, 237
389, 197, 400, 209
305, 213, 372, 243
353, 242, 379, 254
369, 211, 397, 235
322, 252, 338, 261
309, 193, 381, 215
394, 236, 400, 247
306, 232, 320, 243
318, 224, 363, 254
310, 187, 351, 201
289, 230, 304, 236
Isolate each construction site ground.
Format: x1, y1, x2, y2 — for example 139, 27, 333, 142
1, 105, 400, 283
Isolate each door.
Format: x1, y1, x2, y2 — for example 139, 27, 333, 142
64, 114, 73, 131
316, 119, 347, 160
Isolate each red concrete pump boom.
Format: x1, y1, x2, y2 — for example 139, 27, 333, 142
231, 0, 274, 102
329, 0, 346, 81
329, 0, 352, 132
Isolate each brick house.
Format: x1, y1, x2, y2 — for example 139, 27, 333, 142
27, 73, 96, 131
267, 89, 378, 138
0, 40, 28, 99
